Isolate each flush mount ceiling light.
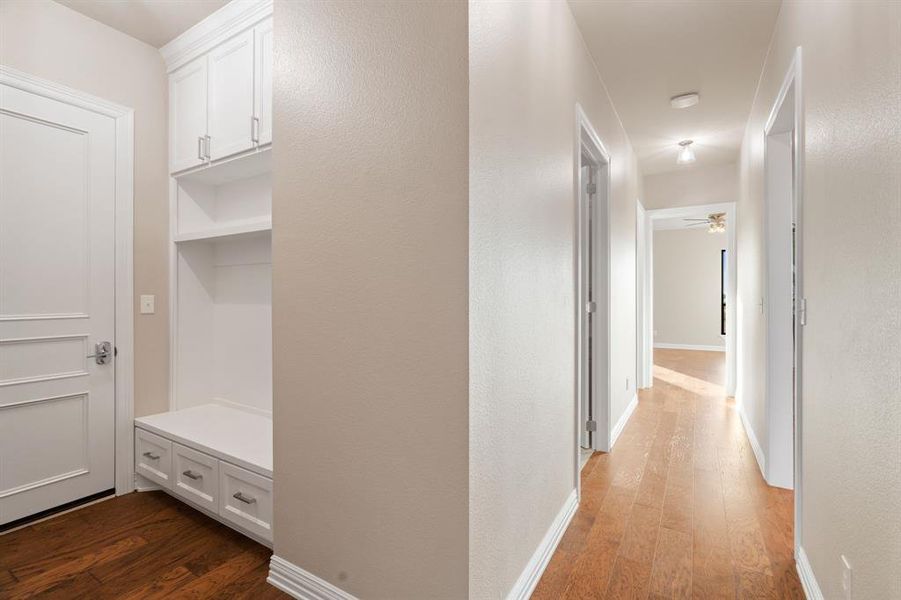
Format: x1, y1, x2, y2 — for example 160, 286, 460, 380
670, 92, 700, 109
676, 140, 696, 165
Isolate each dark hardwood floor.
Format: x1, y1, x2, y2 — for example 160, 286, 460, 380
533, 349, 804, 599
0, 490, 287, 599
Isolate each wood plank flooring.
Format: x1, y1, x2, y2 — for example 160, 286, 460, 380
0, 490, 287, 599
534, 349, 803, 600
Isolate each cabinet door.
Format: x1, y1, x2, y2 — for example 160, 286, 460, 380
254, 18, 273, 146
208, 29, 255, 161
169, 56, 208, 173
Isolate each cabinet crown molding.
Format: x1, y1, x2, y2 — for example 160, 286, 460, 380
160, 0, 273, 73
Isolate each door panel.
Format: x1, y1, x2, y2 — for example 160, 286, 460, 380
208, 29, 255, 161
0, 82, 116, 526
170, 56, 208, 173
254, 18, 273, 146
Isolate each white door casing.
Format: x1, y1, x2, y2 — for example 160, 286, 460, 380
0, 68, 134, 525
208, 29, 255, 161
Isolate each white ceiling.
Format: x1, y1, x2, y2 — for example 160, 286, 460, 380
55, 0, 230, 48
569, 0, 781, 175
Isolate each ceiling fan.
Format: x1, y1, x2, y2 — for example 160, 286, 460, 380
683, 212, 726, 233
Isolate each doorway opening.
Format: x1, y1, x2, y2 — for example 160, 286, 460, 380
764, 49, 803, 502
639, 202, 737, 394
575, 106, 610, 474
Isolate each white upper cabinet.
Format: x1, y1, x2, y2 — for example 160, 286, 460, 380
170, 56, 208, 173
163, 4, 273, 175
254, 19, 273, 147
208, 29, 256, 161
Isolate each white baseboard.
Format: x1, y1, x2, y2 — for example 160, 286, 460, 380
134, 473, 160, 492
738, 404, 766, 480
268, 555, 358, 600
610, 393, 638, 449
796, 547, 824, 600
506, 489, 579, 600
654, 342, 725, 352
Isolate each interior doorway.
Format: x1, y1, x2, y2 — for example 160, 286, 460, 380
639, 202, 737, 394
0, 67, 135, 530
764, 49, 803, 497
575, 106, 610, 467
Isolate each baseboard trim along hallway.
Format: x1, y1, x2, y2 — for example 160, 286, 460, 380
737, 401, 767, 481
506, 489, 579, 600
610, 393, 639, 449
268, 555, 359, 600
796, 547, 825, 600
653, 343, 726, 352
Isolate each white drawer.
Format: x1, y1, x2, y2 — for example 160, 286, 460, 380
135, 428, 172, 488
219, 461, 273, 542
172, 443, 219, 512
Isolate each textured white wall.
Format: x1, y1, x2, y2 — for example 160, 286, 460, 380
469, 2, 640, 597
271, 2, 470, 597
653, 228, 726, 349
737, 1, 901, 597
643, 162, 738, 210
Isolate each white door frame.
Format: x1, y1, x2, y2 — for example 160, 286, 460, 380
642, 202, 737, 394
763, 48, 804, 550
0, 66, 135, 496
635, 201, 653, 389
574, 104, 612, 493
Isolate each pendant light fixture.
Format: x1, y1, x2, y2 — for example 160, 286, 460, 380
677, 140, 696, 165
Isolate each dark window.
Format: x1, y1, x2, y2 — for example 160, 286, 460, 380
720, 249, 727, 336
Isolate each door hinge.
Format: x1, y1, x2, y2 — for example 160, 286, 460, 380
587, 183, 597, 195
799, 298, 807, 326
586, 420, 597, 432
585, 301, 596, 314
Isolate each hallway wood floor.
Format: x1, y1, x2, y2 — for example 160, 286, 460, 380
0, 490, 287, 599
533, 349, 803, 600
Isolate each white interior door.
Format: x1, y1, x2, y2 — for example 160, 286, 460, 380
170, 55, 208, 173
208, 29, 255, 161
0, 82, 117, 526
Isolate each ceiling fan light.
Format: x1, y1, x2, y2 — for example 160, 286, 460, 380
676, 140, 696, 165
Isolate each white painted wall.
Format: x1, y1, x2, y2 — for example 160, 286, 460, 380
469, 2, 640, 597
643, 162, 738, 210
737, 1, 901, 597
653, 228, 726, 349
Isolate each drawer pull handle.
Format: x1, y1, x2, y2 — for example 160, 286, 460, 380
182, 470, 202, 480
142, 451, 160, 460
233, 491, 256, 504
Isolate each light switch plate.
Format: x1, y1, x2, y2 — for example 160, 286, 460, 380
140, 294, 155, 315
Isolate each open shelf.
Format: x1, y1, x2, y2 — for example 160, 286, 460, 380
175, 147, 272, 186
174, 216, 272, 243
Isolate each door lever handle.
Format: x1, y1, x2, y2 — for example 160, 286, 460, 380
86, 341, 112, 365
